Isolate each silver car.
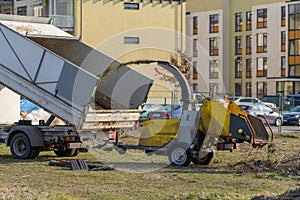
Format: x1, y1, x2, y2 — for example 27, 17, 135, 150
239, 104, 282, 126
234, 97, 277, 110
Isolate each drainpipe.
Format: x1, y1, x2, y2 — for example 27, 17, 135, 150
78, 0, 82, 41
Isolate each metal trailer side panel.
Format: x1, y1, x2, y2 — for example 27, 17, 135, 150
29, 37, 153, 109
0, 23, 98, 128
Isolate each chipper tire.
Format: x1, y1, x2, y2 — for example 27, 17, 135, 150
191, 151, 214, 165
10, 133, 35, 159
168, 142, 192, 167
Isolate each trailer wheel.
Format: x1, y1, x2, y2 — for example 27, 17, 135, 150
168, 143, 192, 166
10, 133, 34, 159
29, 147, 41, 159
192, 151, 214, 165
54, 149, 79, 157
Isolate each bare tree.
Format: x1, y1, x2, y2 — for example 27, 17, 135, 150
154, 50, 192, 87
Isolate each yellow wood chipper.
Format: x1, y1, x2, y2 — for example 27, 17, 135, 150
112, 62, 273, 166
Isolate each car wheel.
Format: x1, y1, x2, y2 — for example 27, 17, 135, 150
275, 118, 282, 127
297, 119, 300, 126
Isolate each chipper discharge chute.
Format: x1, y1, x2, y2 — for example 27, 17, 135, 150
122, 97, 273, 167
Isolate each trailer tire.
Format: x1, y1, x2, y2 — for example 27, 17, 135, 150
29, 147, 41, 159
54, 149, 79, 157
192, 151, 214, 165
10, 133, 34, 159
168, 142, 192, 167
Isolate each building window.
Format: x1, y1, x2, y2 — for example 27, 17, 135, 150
124, 37, 139, 44
209, 14, 219, 33
235, 36, 242, 55
246, 11, 252, 31
209, 83, 218, 96
193, 61, 198, 80
235, 57, 242, 78
257, 33, 267, 53
257, 82, 267, 98
3, 9, 11, 14
281, 6, 286, 27
288, 4, 300, 31
235, 12, 243, 32
193, 16, 198, 35
124, 2, 139, 10
235, 83, 242, 97
289, 39, 300, 55
209, 37, 219, 56
246, 82, 252, 97
246, 58, 252, 78
257, 8, 267, 29
288, 65, 300, 77
257, 57, 267, 77
246, 35, 252, 54
209, 60, 219, 79
17, 6, 27, 16
281, 56, 286, 77
193, 39, 198, 57
281, 31, 286, 52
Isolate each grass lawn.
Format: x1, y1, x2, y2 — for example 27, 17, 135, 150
0, 133, 299, 200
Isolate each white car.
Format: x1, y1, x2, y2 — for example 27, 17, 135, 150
234, 97, 277, 110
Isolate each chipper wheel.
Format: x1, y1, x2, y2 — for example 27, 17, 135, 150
191, 151, 214, 166
168, 142, 192, 167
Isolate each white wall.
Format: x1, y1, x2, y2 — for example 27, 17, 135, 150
0, 86, 20, 124
187, 9, 224, 94
252, 2, 286, 97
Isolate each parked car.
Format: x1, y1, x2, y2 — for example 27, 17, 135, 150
234, 97, 277, 110
287, 94, 300, 107
238, 104, 282, 126
282, 106, 300, 126
139, 104, 167, 124
260, 95, 289, 110
164, 104, 182, 119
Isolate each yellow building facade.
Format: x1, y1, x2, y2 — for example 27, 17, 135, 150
74, 0, 186, 63
73, 0, 186, 104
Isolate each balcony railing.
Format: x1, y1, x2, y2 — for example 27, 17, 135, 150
246, 71, 252, 78
49, 15, 74, 31
281, 69, 286, 77
257, 70, 267, 77
193, 28, 198, 35
193, 73, 198, 80
281, 44, 286, 52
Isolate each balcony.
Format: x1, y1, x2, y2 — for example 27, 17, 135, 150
49, 15, 74, 32
0, 0, 12, 6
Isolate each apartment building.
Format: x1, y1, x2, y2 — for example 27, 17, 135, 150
11, 0, 74, 31
187, 0, 300, 98
186, 0, 224, 96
